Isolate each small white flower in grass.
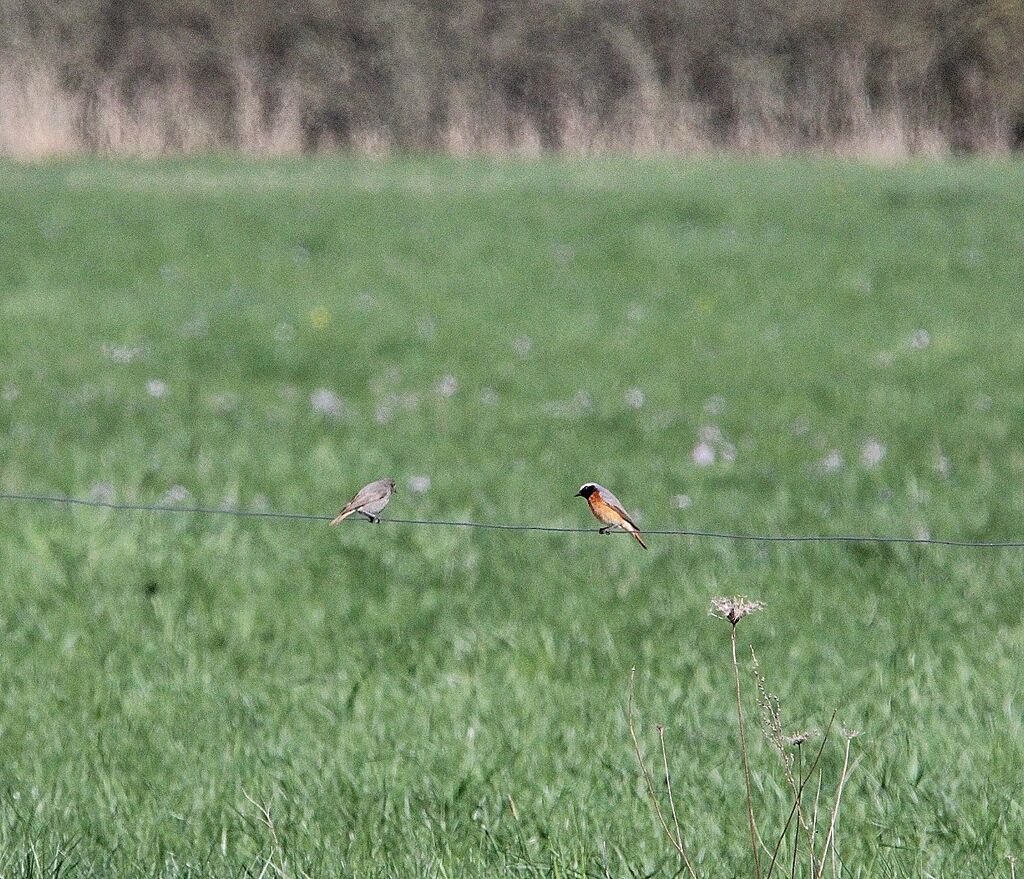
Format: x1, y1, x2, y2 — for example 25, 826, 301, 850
512, 335, 532, 357
704, 395, 726, 415
416, 315, 437, 341
207, 392, 239, 413
908, 329, 930, 350
625, 302, 647, 323
273, 322, 296, 342
860, 439, 886, 468
625, 387, 645, 409
2, 382, 18, 402
408, 475, 431, 494
975, 394, 993, 412
936, 454, 951, 478
552, 243, 575, 264
709, 596, 765, 626
163, 485, 190, 504
101, 343, 145, 364
692, 441, 715, 467
88, 483, 116, 504
310, 388, 345, 419
375, 404, 394, 425
873, 351, 894, 367
480, 388, 499, 405
437, 375, 459, 398
181, 314, 209, 338
672, 494, 693, 510
820, 450, 844, 474
146, 379, 168, 399
720, 441, 737, 463
573, 390, 593, 411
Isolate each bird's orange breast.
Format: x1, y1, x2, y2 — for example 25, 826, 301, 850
588, 493, 625, 524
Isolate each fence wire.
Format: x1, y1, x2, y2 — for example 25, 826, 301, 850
2, 490, 1024, 548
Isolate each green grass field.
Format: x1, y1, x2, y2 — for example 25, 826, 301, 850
2, 157, 1024, 877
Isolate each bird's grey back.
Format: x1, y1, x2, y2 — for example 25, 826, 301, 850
593, 484, 626, 510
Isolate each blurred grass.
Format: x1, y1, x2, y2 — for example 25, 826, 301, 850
1, 157, 1023, 877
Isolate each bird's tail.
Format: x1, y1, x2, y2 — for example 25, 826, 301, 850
330, 508, 356, 526
631, 529, 648, 549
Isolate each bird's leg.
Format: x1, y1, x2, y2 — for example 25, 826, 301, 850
599, 526, 610, 534
370, 515, 380, 524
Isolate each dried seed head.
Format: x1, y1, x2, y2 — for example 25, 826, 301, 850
783, 730, 815, 747
709, 596, 765, 626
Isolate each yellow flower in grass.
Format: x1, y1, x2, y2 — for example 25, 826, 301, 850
309, 307, 332, 330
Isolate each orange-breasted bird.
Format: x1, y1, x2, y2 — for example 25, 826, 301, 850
575, 483, 647, 549
330, 477, 396, 525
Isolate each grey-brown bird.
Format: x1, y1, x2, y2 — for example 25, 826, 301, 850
575, 482, 647, 549
330, 478, 396, 525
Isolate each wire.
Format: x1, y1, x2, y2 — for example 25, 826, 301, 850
2, 489, 1024, 548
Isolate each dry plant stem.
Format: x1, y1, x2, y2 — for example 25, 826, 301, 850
1008, 855, 1017, 879
810, 770, 824, 878
242, 788, 290, 879
658, 724, 685, 858
791, 747, 801, 879
627, 668, 699, 879
731, 624, 763, 879
816, 735, 856, 879
765, 714, 835, 879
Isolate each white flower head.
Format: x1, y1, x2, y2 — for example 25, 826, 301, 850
163, 485, 190, 504
692, 442, 715, 467
146, 379, 168, 399
88, 483, 116, 504
408, 475, 431, 494
625, 387, 645, 409
273, 322, 296, 342
704, 395, 726, 415
310, 388, 345, 419
820, 450, 844, 474
908, 329, 930, 350
437, 375, 459, 398
672, 494, 693, 510
860, 439, 886, 469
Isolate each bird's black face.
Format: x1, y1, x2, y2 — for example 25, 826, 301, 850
576, 484, 596, 499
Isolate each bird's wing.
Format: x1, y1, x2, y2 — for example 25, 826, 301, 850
597, 486, 639, 529
343, 480, 386, 513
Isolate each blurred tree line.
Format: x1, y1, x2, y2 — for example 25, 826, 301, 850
1, 0, 1022, 154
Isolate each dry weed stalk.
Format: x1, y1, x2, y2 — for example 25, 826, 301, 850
627, 667, 699, 879
711, 596, 765, 879
630, 598, 864, 878
242, 788, 306, 879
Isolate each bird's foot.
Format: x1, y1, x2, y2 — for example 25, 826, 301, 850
599, 526, 610, 534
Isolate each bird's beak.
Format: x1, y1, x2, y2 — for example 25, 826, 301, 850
574, 490, 582, 497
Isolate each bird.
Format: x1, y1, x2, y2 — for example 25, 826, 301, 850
575, 483, 647, 549
330, 478, 397, 525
